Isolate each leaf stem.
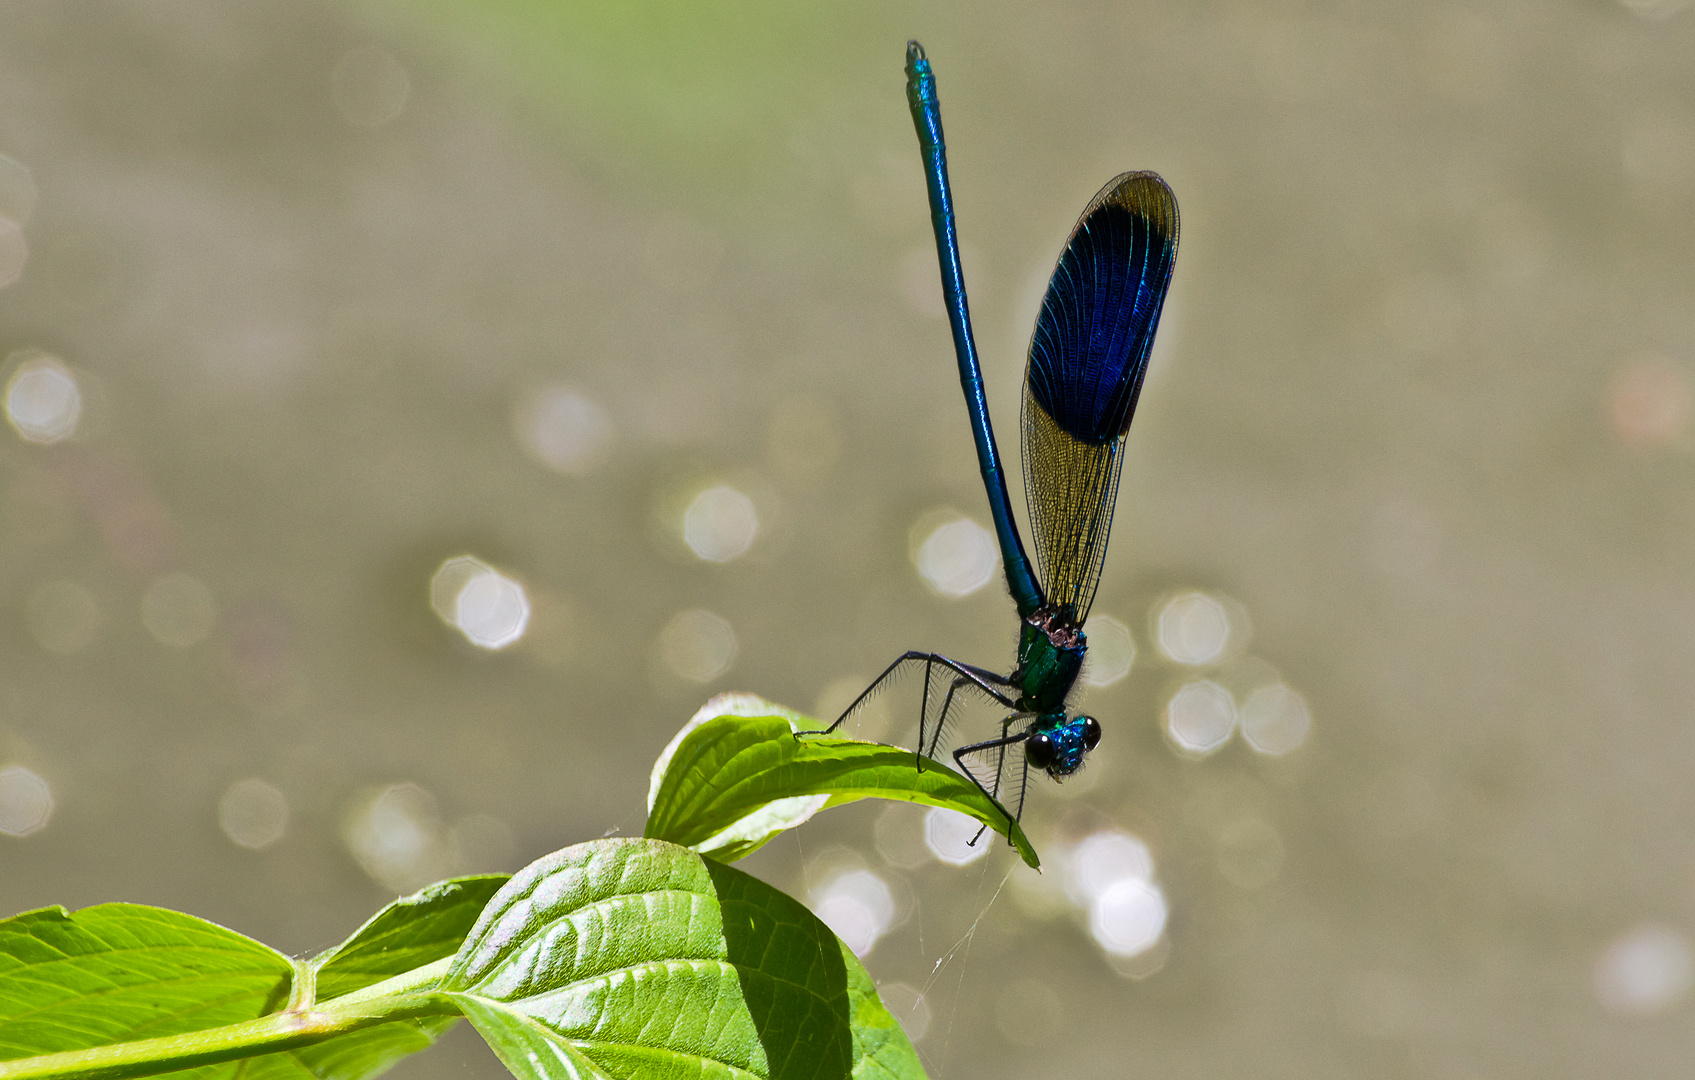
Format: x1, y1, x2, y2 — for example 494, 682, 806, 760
0, 959, 459, 1080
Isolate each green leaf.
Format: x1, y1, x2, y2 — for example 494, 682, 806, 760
0, 904, 295, 1062
312, 875, 509, 1000
452, 997, 608, 1080
191, 875, 512, 1080
195, 1020, 458, 1080
0, 881, 504, 1080
646, 694, 832, 860
645, 694, 1039, 868
442, 838, 925, 1080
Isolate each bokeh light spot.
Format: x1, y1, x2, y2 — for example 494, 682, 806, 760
659, 608, 737, 683
514, 386, 613, 475
1090, 878, 1168, 959
0, 765, 53, 837
1082, 613, 1136, 687
1156, 591, 1232, 665
6, 353, 81, 443
924, 806, 989, 866
1165, 680, 1237, 755
1595, 925, 1693, 1016
913, 514, 997, 598
456, 574, 530, 649
1065, 830, 1155, 907
331, 46, 410, 129
810, 868, 896, 957
217, 778, 289, 850
27, 580, 101, 655
141, 571, 217, 648
1241, 682, 1312, 755
430, 556, 530, 650
343, 782, 447, 893
682, 484, 758, 562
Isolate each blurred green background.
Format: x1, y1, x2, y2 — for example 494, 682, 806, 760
3, 0, 1695, 1076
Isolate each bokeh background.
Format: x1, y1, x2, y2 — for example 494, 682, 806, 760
3, 0, 1695, 1076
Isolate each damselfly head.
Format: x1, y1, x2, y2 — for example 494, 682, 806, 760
1025, 713, 1102, 777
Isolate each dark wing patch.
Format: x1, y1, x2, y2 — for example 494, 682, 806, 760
1021, 172, 1177, 618
1024, 172, 1178, 446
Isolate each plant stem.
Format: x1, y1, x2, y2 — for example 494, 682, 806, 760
0, 959, 458, 1080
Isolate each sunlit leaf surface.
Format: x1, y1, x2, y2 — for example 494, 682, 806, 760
312, 874, 510, 1000
0, 888, 503, 1080
443, 838, 925, 1080
645, 695, 1038, 868
0, 904, 294, 1061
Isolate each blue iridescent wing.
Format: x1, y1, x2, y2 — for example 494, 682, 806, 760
1021, 172, 1178, 620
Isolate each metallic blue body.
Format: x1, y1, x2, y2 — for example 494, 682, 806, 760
905, 45, 1043, 621
820, 43, 1176, 821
